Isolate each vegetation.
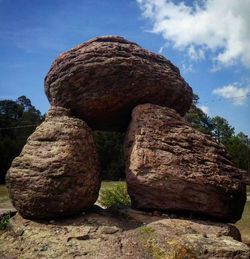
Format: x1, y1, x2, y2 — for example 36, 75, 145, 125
99, 182, 131, 208
0, 96, 44, 183
94, 131, 125, 180
185, 95, 250, 171
0, 213, 11, 230
185, 94, 214, 135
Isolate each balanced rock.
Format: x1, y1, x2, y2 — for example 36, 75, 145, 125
45, 36, 193, 131
6, 106, 100, 219
124, 104, 246, 223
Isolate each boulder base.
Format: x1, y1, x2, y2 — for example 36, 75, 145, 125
0, 209, 249, 258
124, 104, 246, 223
6, 107, 100, 219
45, 36, 193, 131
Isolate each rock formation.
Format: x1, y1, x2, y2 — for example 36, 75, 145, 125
0, 208, 249, 259
124, 103, 246, 223
45, 36, 193, 131
6, 106, 100, 219
4, 36, 248, 257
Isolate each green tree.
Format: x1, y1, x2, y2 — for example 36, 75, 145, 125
93, 131, 125, 180
0, 96, 43, 183
226, 134, 249, 170
185, 94, 249, 171
185, 94, 214, 135
211, 116, 235, 144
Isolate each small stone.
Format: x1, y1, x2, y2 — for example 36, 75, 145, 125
99, 226, 121, 235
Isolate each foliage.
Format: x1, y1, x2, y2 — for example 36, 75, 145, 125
185, 105, 214, 135
0, 96, 44, 183
226, 134, 249, 170
0, 213, 11, 230
211, 116, 235, 144
94, 131, 125, 180
185, 94, 249, 171
185, 94, 214, 136
99, 182, 131, 208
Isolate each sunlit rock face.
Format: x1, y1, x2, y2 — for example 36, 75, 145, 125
6, 106, 101, 219
124, 103, 246, 223
1, 210, 250, 258
45, 35, 193, 131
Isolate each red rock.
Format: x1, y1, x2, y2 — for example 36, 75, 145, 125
6, 106, 101, 219
124, 104, 246, 223
45, 36, 193, 131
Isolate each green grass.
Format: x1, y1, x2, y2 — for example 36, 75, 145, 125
100, 181, 124, 190
98, 182, 131, 208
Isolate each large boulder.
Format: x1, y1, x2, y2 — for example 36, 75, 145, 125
45, 36, 193, 131
124, 104, 246, 223
6, 106, 100, 219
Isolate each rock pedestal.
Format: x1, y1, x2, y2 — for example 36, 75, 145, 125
45, 36, 193, 131
124, 104, 246, 223
6, 107, 100, 219
0, 209, 249, 259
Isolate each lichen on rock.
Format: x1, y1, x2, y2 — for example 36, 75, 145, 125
0, 209, 249, 259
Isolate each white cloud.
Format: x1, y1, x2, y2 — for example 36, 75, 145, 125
136, 0, 250, 67
181, 63, 193, 73
188, 45, 205, 61
158, 46, 164, 54
212, 84, 250, 105
199, 105, 209, 114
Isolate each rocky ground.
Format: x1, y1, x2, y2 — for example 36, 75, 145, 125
0, 206, 249, 259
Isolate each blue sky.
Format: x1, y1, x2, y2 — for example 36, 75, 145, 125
0, 0, 249, 136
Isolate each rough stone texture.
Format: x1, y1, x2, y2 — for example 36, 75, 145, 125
124, 104, 246, 223
45, 35, 193, 131
6, 106, 100, 219
0, 209, 249, 259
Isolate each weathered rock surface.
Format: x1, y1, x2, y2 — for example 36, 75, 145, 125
0, 208, 249, 259
124, 104, 246, 223
6, 106, 100, 219
45, 35, 193, 131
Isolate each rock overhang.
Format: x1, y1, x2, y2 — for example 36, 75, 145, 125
45, 35, 193, 131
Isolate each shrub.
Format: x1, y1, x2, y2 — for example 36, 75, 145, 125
0, 213, 11, 230
99, 182, 131, 208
